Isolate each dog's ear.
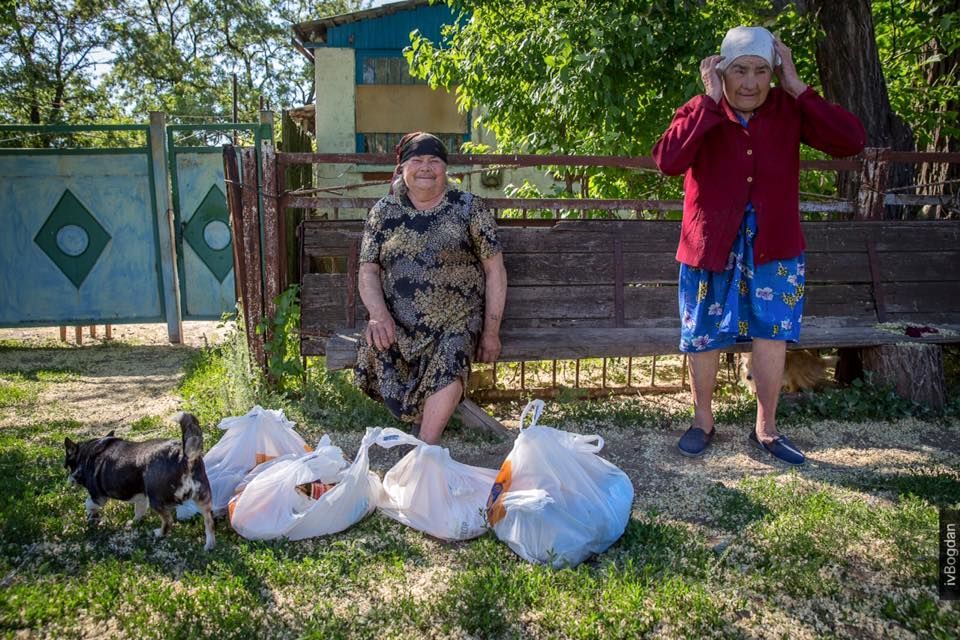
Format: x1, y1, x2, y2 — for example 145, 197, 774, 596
64, 437, 77, 453
104, 430, 115, 438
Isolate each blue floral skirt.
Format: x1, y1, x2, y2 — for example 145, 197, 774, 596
678, 206, 805, 353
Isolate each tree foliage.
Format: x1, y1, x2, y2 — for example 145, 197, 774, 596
0, 0, 365, 127
0, 0, 116, 124
871, 0, 959, 149
407, 0, 959, 199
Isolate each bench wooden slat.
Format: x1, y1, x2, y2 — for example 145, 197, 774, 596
321, 324, 960, 370
300, 218, 960, 366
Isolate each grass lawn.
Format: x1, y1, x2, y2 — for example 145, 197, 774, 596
1, 329, 958, 639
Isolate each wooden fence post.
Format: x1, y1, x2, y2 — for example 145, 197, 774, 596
261, 140, 282, 325
224, 146, 245, 303
281, 110, 312, 287
240, 147, 266, 370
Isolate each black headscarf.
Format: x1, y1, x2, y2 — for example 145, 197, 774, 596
390, 132, 449, 195
395, 132, 448, 165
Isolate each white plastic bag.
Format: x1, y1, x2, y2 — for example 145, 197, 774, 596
177, 405, 311, 519
486, 400, 634, 568
229, 430, 383, 541
374, 428, 498, 541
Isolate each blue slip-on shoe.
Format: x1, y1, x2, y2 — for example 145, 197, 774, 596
749, 431, 805, 466
678, 426, 715, 457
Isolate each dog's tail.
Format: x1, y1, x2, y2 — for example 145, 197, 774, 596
174, 412, 204, 466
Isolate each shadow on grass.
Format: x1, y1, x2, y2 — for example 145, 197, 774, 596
0, 343, 198, 378
814, 461, 960, 508
430, 517, 728, 638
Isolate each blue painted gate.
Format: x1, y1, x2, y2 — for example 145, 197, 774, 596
0, 118, 273, 338
167, 124, 270, 319
0, 124, 168, 328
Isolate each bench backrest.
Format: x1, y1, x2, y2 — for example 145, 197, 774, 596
300, 218, 960, 356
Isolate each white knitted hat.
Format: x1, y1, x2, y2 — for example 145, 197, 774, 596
716, 26, 778, 71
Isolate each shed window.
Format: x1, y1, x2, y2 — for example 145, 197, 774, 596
361, 57, 425, 85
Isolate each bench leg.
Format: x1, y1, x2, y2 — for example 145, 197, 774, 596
455, 398, 510, 439
862, 343, 945, 412
834, 347, 863, 386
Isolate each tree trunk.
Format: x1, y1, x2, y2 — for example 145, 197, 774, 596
917, 0, 960, 219
861, 344, 946, 411
805, 0, 916, 219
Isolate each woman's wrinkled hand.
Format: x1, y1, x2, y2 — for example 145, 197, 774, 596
476, 332, 501, 363
365, 314, 397, 351
774, 39, 807, 98
700, 55, 725, 103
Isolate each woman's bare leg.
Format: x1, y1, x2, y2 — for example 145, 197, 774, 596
688, 350, 720, 433
418, 380, 463, 444
751, 338, 786, 443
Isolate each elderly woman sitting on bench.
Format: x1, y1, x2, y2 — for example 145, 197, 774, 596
653, 27, 866, 464
355, 132, 507, 443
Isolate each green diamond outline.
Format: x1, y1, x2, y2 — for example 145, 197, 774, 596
34, 190, 111, 289
183, 185, 233, 283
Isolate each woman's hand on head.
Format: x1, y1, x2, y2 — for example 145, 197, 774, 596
700, 55, 725, 103
774, 39, 808, 98
476, 332, 501, 364
365, 313, 397, 351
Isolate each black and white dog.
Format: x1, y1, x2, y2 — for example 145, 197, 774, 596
64, 412, 216, 550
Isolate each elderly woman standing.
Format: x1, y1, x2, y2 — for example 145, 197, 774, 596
652, 27, 866, 464
355, 132, 507, 443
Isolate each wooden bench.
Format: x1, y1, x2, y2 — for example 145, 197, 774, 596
300, 218, 960, 411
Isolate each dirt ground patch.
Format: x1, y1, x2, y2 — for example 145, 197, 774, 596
0, 322, 228, 435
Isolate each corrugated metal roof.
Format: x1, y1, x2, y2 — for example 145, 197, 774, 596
293, 0, 435, 45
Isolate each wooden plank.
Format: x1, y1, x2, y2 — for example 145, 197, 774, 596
261, 141, 282, 322
240, 147, 265, 369
356, 85, 467, 133
885, 281, 960, 314
499, 223, 679, 254
224, 146, 246, 302
804, 221, 960, 252
621, 283, 879, 321
326, 332, 361, 368
301, 273, 355, 334
613, 237, 625, 327
504, 285, 615, 321
865, 240, 887, 322
301, 219, 960, 261
876, 251, 960, 282
454, 399, 510, 438
503, 252, 615, 285
301, 227, 363, 252
323, 324, 960, 370
345, 240, 359, 329
300, 336, 327, 356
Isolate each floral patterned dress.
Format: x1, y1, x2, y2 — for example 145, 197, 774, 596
678, 204, 805, 353
354, 189, 502, 423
